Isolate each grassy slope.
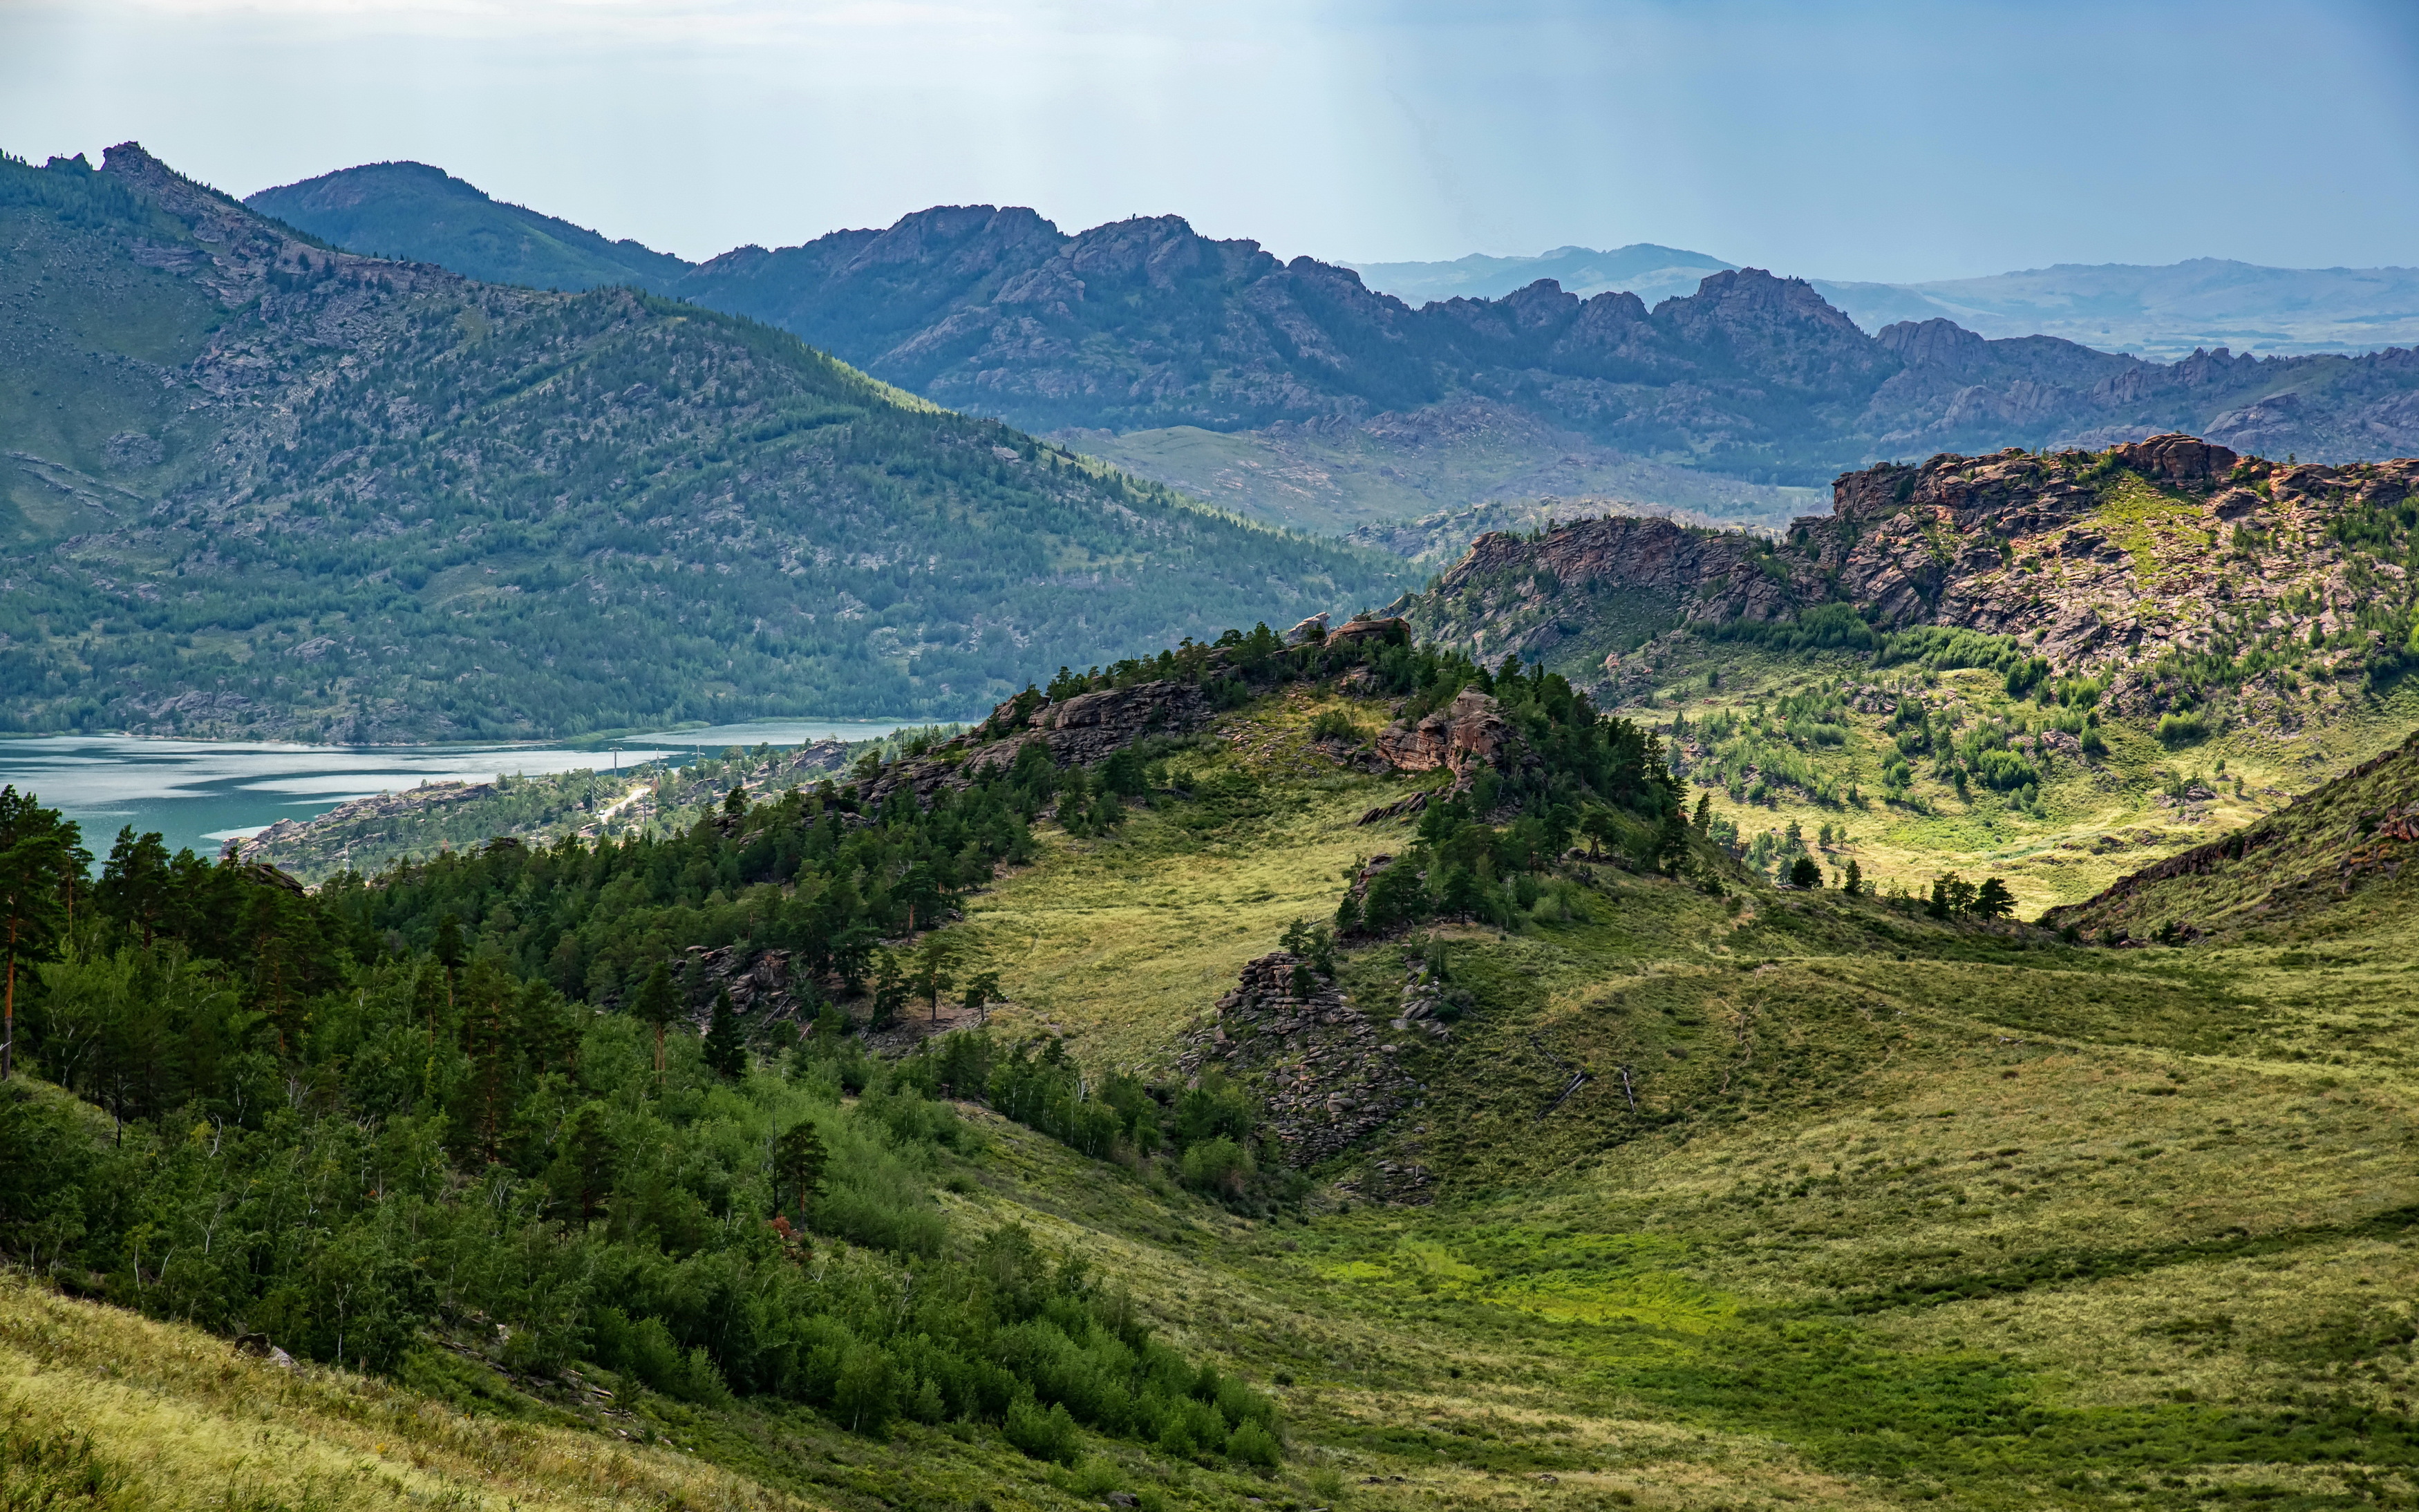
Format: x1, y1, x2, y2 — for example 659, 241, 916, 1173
950, 688, 2419, 1510
41, 686, 2419, 1512
1617, 643, 2419, 918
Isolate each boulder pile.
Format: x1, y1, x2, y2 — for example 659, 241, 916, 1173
1178, 951, 1419, 1167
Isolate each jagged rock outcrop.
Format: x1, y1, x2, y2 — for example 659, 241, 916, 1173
863, 679, 1214, 806
1178, 952, 1420, 1170
1406, 435, 2419, 719
1373, 688, 1516, 777
1324, 614, 1411, 648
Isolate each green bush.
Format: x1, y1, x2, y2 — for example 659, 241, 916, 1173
2156, 712, 2208, 744
1307, 708, 1361, 742
1180, 1137, 1254, 1200
1227, 1419, 1283, 1468
1006, 1397, 1083, 1464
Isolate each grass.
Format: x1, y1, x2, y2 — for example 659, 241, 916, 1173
26, 681, 2419, 1512
966, 689, 1411, 1071
0, 1273, 829, 1512
1612, 643, 2419, 916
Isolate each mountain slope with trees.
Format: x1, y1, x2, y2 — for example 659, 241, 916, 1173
246, 159, 694, 292
11, 599, 2419, 1511
249, 164, 2419, 528
0, 146, 1402, 739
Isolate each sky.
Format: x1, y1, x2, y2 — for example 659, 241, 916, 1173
3, 0, 2418, 282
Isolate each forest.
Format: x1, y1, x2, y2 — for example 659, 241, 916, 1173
0, 621, 1688, 1468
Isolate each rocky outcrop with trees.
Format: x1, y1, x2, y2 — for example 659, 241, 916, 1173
1407, 435, 2419, 726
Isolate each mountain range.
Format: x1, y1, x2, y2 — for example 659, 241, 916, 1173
250, 162, 2419, 531
0, 145, 1397, 740
1352, 248, 2419, 362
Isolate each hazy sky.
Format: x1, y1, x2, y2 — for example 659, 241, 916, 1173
5, 0, 2417, 281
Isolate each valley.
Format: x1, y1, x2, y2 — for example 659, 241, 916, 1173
10, 618, 2419, 1512
10, 122, 2419, 1512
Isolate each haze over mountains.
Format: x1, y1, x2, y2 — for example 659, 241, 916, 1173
1350, 245, 2419, 362
250, 160, 2419, 535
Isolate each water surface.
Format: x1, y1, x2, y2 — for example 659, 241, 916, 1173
0, 718, 912, 862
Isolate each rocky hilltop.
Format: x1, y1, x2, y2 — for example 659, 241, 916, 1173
1410, 434, 2419, 728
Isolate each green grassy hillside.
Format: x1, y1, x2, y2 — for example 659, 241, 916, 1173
12, 623, 2419, 1511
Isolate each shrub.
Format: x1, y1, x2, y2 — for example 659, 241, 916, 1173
1180, 1137, 1254, 1200
1973, 748, 2042, 791
1307, 708, 1360, 742
1227, 1419, 1283, 1468
2156, 712, 2208, 744
1006, 1397, 1082, 1464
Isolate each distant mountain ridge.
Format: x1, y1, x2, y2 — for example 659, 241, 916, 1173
246, 162, 2419, 518
1344, 245, 2419, 361
0, 146, 1396, 741
1344, 243, 1734, 308
1813, 258, 2419, 361
248, 160, 693, 292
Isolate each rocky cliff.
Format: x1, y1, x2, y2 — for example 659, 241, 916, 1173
1407, 435, 2419, 724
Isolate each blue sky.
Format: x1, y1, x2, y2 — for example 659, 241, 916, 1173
3, 0, 2416, 281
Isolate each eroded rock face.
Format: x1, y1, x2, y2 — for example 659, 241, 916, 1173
1178, 952, 1420, 1172
1374, 688, 1514, 777
864, 679, 1214, 806
1325, 614, 1410, 648
1406, 436, 2419, 721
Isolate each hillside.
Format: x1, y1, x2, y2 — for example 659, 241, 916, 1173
13, 617, 2419, 1512
246, 160, 694, 292
0, 147, 1402, 739
2042, 724, 2419, 943
250, 164, 2419, 525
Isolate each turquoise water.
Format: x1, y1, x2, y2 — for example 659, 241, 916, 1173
0, 718, 911, 863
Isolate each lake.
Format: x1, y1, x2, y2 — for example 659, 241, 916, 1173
0, 718, 914, 863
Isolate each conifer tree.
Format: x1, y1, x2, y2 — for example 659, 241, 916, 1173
704, 987, 746, 1079
773, 1119, 829, 1219
634, 961, 677, 1081
0, 824, 70, 1081
1973, 877, 2017, 920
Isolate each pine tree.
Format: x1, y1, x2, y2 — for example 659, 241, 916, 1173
773, 1119, 829, 1218
1843, 858, 1864, 896
559, 1102, 619, 1222
0, 819, 71, 1081
704, 987, 746, 1079
869, 949, 907, 1030
1973, 877, 2017, 920
633, 961, 677, 1081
